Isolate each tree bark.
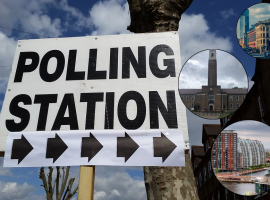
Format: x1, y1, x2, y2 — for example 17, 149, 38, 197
127, 0, 193, 33
144, 150, 199, 200
127, 1, 199, 199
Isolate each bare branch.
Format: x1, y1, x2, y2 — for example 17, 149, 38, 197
59, 166, 70, 198
67, 185, 78, 200
56, 166, 60, 199
48, 167, 53, 194
66, 178, 74, 199
39, 166, 78, 200
39, 167, 49, 193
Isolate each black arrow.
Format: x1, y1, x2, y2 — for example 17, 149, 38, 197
81, 133, 103, 162
46, 133, 68, 163
153, 132, 177, 162
11, 135, 33, 164
117, 132, 139, 162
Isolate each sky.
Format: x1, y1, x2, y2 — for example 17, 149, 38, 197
0, 0, 265, 199
225, 120, 270, 149
179, 49, 248, 89
246, 3, 270, 27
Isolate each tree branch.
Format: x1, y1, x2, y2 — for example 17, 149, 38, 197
39, 167, 49, 194
59, 166, 70, 198
56, 166, 60, 199
48, 167, 53, 195
39, 166, 78, 200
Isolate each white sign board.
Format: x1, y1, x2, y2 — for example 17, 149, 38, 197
0, 32, 189, 166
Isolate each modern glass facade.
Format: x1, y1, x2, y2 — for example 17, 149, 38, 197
239, 9, 249, 39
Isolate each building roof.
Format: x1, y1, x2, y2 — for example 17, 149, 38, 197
221, 88, 247, 94
203, 124, 221, 136
179, 89, 202, 95
179, 88, 247, 95
191, 145, 205, 157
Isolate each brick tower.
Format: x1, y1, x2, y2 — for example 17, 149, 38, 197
208, 50, 217, 86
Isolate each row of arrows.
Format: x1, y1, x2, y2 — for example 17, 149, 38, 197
11, 132, 177, 164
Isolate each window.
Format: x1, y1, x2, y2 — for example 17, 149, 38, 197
229, 96, 233, 101
209, 92, 214, 100
264, 39, 265, 44
203, 167, 207, 182
186, 96, 189, 101
263, 33, 265, 37
236, 104, 239, 109
263, 27, 265, 31
199, 173, 202, 187
267, 33, 269, 37
236, 96, 239, 101
230, 103, 233, 109
208, 161, 212, 177
205, 140, 209, 151
267, 27, 269, 31
242, 96, 245, 101
258, 96, 264, 122
192, 96, 194, 101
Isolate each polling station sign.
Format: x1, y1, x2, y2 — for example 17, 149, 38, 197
0, 32, 189, 166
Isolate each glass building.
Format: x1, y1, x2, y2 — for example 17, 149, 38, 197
239, 9, 249, 39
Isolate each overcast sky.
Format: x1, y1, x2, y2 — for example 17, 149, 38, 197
0, 0, 264, 199
225, 120, 270, 149
179, 50, 248, 89
247, 3, 270, 27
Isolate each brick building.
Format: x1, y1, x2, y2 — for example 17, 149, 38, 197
179, 50, 247, 113
247, 27, 256, 51
211, 130, 238, 172
222, 59, 270, 127
256, 19, 270, 53
239, 38, 243, 48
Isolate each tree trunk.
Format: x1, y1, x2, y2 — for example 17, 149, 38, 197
127, 1, 199, 199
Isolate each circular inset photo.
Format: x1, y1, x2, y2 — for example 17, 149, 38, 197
211, 120, 270, 196
236, 3, 270, 59
179, 49, 248, 120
